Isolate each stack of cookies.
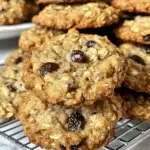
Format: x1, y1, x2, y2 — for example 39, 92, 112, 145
112, 0, 150, 120
0, 0, 150, 150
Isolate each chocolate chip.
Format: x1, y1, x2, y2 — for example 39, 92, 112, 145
70, 50, 86, 63
7, 85, 16, 92
86, 40, 96, 48
130, 55, 145, 65
68, 111, 85, 132
60, 144, 66, 150
15, 57, 23, 64
40, 62, 59, 76
143, 34, 150, 42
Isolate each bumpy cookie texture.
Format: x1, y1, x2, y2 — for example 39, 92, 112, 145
23, 29, 126, 106
37, 0, 93, 3
112, 0, 150, 14
114, 16, 150, 45
0, 66, 25, 119
15, 92, 122, 150
5, 49, 25, 67
32, 2, 120, 29
0, 0, 39, 25
19, 26, 65, 52
116, 88, 150, 121
0, 49, 26, 119
120, 43, 150, 93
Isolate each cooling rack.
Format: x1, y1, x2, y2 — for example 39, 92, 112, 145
0, 119, 150, 150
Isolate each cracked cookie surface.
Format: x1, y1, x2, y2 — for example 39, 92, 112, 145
116, 88, 150, 121
23, 29, 126, 106
0, 49, 26, 119
32, 2, 120, 29
19, 26, 65, 52
112, 0, 150, 14
120, 43, 150, 93
114, 16, 150, 45
15, 91, 122, 150
0, 0, 39, 25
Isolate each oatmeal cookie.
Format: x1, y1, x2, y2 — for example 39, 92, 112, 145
120, 43, 150, 93
0, 66, 25, 119
32, 2, 120, 29
114, 16, 150, 45
112, 0, 150, 14
23, 29, 126, 106
0, 49, 26, 119
15, 91, 122, 150
0, 0, 39, 25
5, 49, 26, 67
19, 26, 65, 52
116, 88, 150, 121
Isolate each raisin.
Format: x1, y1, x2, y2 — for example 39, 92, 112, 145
81, 94, 86, 102
144, 47, 150, 54
40, 62, 59, 76
130, 55, 145, 65
7, 85, 16, 92
60, 144, 66, 150
70, 50, 86, 63
68, 111, 85, 132
143, 34, 150, 42
15, 57, 23, 64
68, 84, 76, 92
86, 40, 96, 48
0, 8, 5, 13
70, 143, 82, 150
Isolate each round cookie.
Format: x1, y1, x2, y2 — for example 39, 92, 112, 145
32, 2, 120, 29
116, 88, 150, 121
114, 16, 150, 45
0, 0, 39, 25
120, 43, 150, 93
19, 26, 65, 52
112, 0, 150, 14
22, 29, 126, 106
15, 91, 122, 150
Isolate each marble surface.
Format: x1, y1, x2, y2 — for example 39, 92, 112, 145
0, 135, 24, 150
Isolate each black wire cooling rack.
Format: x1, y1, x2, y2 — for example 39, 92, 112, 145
0, 119, 150, 150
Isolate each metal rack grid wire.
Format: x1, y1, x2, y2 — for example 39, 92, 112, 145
0, 119, 150, 150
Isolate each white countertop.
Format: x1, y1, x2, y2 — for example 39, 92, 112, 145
0, 135, 24, 150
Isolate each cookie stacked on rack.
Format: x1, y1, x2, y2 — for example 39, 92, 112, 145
16, 1, 127, 149
112, 0, 150, 121
0, 0, 150, 150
